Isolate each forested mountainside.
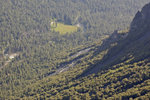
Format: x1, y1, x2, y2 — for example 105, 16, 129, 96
0, 0, 149, 43
0, 0, 150, 99
17, 3, 150, 99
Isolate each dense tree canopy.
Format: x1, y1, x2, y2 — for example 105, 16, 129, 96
0, 0, 150, 99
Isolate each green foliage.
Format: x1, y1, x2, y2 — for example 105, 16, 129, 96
0, 0, 150, 99
17, 59, 150, 100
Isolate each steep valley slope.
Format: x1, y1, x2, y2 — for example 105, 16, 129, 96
10, 2, 150, 100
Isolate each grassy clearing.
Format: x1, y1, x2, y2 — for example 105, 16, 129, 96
52, 23, 78, 35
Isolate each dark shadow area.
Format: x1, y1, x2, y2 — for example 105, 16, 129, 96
78, 26, 150, 78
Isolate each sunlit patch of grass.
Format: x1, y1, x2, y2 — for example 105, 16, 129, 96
53, 23, 78, 35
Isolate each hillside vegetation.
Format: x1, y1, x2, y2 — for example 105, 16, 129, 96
20, 59, 150, 100
0, 0, 150, 99
10, 2, 150, 99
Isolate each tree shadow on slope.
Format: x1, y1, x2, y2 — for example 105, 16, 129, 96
78, 28, 150, 78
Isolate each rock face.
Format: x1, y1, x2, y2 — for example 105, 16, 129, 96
130, 3, 150, 34
81, 2, 150, 76
111, 2, 150, 63
105, 2, 150, 64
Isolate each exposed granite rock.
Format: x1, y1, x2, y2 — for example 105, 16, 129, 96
130, 3, 150, 33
